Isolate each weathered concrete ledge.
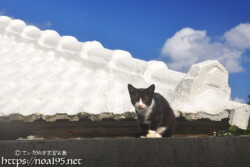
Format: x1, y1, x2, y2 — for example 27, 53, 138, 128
0, 112, 137, 123
0, 117, 230, 140
0, 111, 232, 123
0, 137, 249, 167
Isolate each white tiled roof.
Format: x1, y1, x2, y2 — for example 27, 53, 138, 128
0, 16, 184, 116
0, 16, 249, 129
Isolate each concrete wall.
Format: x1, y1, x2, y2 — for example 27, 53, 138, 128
0, 137, 249, 167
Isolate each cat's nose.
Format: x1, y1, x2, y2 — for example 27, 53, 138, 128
139, 104, 143, 108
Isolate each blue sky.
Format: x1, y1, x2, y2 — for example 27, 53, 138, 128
0, 0, 250, 102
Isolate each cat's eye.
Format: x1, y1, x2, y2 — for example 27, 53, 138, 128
143, 95, 149, 101
143, 95, 152, 104
132, 95, 139, 101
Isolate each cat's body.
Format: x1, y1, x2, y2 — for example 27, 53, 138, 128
128, 84, 175, 137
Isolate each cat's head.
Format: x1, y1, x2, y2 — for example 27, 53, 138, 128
128, 84, 155, 111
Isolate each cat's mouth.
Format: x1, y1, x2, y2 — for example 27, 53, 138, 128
135, 106, 146, 111
135, 102, 147, 110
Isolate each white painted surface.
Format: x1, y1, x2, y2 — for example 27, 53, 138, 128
0, 16, 249, 129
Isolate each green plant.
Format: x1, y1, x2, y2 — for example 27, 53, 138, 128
228, 125, 238, 134
217, 94, 250, 136
217, 120, 250, 136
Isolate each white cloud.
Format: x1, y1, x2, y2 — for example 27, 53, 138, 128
161, 24, 250, 73
232, 97, 245, 103
224, 23, 250, 49
243, 55, 250, 63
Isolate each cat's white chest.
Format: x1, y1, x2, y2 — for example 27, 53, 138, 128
136, 99, 155, 124
146, 99, 155, 116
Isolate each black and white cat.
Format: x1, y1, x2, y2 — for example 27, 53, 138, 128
128, 84, 176, 138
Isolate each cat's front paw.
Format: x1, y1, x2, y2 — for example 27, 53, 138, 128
146, 130, 162, 138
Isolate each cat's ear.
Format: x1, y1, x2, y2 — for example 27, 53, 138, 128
148, 84, 155, 93
128, 84, 135, 93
